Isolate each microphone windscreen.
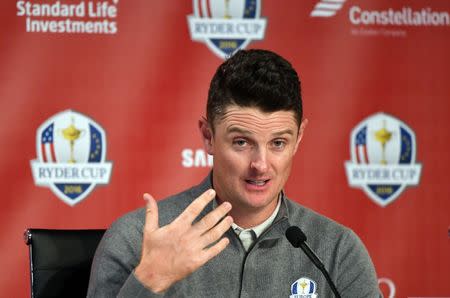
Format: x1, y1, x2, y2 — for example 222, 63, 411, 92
285, 226, 307, 248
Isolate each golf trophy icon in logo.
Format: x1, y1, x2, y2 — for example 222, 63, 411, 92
374, 120, 392, 165
299, 280, 308, 294
60, 117, 85, 163
224, 0, 232, 19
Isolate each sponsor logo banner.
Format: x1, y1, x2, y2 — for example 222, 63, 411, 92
30, 110, 112, 206
16, 0, 119, 34
181, 148, 213, 168
310, 0, 346, 17
345, 112, 422, 207
187, 0, 267, 59
310, 0, 449, 38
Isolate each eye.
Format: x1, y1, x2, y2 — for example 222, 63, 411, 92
272, 139, 286, 150
233, 139, 248, 147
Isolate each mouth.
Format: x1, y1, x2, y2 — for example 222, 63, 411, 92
245, 179, 270, 186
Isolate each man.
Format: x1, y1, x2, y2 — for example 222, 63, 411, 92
88, 49, 381, 297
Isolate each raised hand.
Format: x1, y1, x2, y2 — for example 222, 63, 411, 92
134, 189, 233, 293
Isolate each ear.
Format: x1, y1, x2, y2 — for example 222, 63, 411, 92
198, 117, 214, 155
293, 118, 308, 154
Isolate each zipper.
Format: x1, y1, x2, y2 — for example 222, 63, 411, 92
237, 216, 289, 297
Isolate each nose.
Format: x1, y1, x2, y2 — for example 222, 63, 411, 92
250, 148, 268, 173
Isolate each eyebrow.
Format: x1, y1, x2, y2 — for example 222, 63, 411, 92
226, 126, 296, 137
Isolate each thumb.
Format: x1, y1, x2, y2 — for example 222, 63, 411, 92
143, 193, 159, 233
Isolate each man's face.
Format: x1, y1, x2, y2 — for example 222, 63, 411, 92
200, 105, 307, 225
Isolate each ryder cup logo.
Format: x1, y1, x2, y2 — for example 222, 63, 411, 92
187, 0, 267, 59
30, 110, 112, 206
345, 112, 422, 207
290, 277, 318, 298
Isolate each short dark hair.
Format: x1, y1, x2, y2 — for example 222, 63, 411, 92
207, 49, 302, 130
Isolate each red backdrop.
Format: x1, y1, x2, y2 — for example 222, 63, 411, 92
1, 0, 449, 297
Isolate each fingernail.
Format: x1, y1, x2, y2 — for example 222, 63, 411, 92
208, 189, 216, 196
222, 202, 232, 209
143, 193, 150, 201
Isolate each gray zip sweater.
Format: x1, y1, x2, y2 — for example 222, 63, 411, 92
88, 176, 381, 297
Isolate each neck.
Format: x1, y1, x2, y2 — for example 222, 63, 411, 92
217, 197, 279, 229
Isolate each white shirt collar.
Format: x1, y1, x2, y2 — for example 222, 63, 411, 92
231, 196, 281, 238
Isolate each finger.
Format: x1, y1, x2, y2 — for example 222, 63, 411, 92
201, 237, 230, 263
200, 216, 233, 248
177, 189, 216, 224
143, 193, 159, 233
193, 201, 232, 234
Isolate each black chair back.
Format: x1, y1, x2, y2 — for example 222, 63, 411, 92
24, 228, 105, 298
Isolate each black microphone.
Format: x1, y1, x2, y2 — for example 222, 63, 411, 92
285, 226, 341, 298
